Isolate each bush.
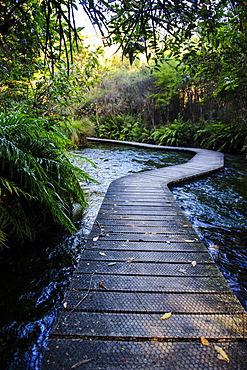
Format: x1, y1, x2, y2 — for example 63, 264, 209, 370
95, 114, 151, 143
0, 114, 93, 246
152, 115, 200, 147
152, 115, 247, 153
58, 117, 96, 146
196, 121, 247, 153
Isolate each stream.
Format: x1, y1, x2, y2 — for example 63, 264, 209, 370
0, 142, 246, 369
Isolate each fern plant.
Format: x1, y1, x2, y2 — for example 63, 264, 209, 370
196, 121, 247, 153
96, 114, 151, 143
151, 116, 198, 147
0, 114, 93, 246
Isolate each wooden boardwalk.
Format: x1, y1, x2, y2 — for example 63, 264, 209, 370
42, 141, 247, 369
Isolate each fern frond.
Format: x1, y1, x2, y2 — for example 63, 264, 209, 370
0, 113, 91, 245
0, 230, 7, 248
0, 176, 36, 199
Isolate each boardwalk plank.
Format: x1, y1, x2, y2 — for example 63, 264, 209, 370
86, 240, 209, 251
69, 274, 230, 293
42, 340, 247, 370
75, 262, 223, 277
52, 312, 246, 339
63, 291, 244, 313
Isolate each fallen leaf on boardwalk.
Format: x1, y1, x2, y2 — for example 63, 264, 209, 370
184, 240, 195, 243
108, 262, 117, 266
214, 345, 230, 362
99, 252, 106, 256
126, 258, 134, 263
217, 355, 229, 362
99, 282, 108, 290
211, 244, 220, 249
93, 236, 99, 242
200, 337, 210, 346
166, 241, 171, 244
71, 358, 95, 368
161, 312, 172, 320
191, 261, 197, 267
178, 269, 187, 274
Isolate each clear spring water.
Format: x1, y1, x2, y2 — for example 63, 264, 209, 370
0, 142, 246, 369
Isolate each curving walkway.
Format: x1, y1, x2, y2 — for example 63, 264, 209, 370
41, 140, 246, 369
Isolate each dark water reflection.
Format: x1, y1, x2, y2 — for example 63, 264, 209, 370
0, 143, 246, 369
172, 155, 247, 309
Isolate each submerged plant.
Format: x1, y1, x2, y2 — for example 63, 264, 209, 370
0, 114, 94, 246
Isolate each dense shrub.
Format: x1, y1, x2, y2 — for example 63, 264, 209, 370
151, 116, 247, 153
0, 114, 94, 247
95, 114, 151, 143
151, 116, 200, 147
196, 121, 247, 153
58, 117, 96, 146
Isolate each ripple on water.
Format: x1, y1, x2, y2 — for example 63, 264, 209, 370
172, 155, 247, 309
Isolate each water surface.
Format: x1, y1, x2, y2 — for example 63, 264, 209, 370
172, 155, 247, 308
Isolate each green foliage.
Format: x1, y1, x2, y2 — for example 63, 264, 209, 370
152, 115, 247, 153
0, 42, 103, 120
150, 61, 182, 106
3, 1, 246, 71
59, 117, 96, 145
83, 0, 247, 131
152, 115, 199, 147
0, 0, 80, 73
196, 121, 247, 153
96, 114, 151, 143
87, 67, 154, 117
80, 67, 159, 130
0, 230, 7, 249
180, 23, 247, 112
0, 114, 93, 246
84, 1, 246, 64
0, 3, 103, 248
34, 45, 103, 118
